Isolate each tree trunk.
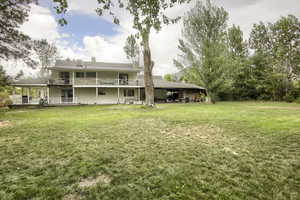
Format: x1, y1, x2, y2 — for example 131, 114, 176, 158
142, 32, 155, 107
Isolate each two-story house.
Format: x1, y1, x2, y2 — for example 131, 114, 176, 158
11, 58, 205, 105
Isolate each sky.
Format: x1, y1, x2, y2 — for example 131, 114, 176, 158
4, 0, 300, 76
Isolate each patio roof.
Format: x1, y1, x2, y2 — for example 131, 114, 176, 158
49, 60, 143, 72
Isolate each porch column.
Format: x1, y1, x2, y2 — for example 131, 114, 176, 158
47, 87, 50, 104
117, 87, 120, 104
27, 88, 30, 104
96, 72, 98, 85
73, 71, 75, 85
138, 88, 140, 101
73, 87, 75, 104
96, 87, 98, 104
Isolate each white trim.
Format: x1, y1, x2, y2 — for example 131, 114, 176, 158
12, 84, 47, 87
73, 85, 142, 88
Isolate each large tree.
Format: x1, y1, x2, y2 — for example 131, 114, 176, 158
96, 0, 190, 106
174, 0, 229, 103
33, 39, 59, 77
0, 0, 67, 67
249, 15, 300, 100
123, 35, 140, 67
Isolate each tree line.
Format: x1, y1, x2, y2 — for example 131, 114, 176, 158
172, 0, 300, 103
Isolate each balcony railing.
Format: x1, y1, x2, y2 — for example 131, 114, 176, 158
47, 78, 141, 86
48, 78, 71, 85
74, 78, 140, 86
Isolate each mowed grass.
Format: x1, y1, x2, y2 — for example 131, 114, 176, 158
0, 102, 299, 200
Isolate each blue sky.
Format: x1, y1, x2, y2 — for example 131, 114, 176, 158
5, 0, 300, 77
44, 1, 120, 47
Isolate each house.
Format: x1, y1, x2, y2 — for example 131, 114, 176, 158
11, 58, 205, 105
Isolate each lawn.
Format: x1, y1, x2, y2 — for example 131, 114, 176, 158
0, 102, 299, 200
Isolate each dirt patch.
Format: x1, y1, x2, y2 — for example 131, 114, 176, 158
78, 174, 112, 188
63, 194, 81, 200
254, 106, 300, 110
0, 120, 12, 128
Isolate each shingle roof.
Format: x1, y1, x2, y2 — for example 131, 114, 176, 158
49, 59, 142, 72
137, 75, 205, 90
12, 77, 49, 86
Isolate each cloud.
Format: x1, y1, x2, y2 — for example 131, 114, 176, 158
20, 4, 60, 41
3, 0, 300, 77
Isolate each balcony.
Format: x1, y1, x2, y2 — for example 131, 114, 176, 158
48, 78, 71, 85
74, 78, 140, 86
47, 78, 141, 87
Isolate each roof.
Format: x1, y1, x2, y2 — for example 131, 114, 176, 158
137, 75, 205, 90
49, 59, 142, 72
12, 77, 49, 86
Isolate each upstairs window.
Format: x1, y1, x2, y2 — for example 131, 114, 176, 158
124, 89, 134, 97
86, 72, 96, 78
76, 72, 84, 78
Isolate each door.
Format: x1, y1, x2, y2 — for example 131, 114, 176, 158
61, 89, 73, 103
60, 72, 70, 84
119, 73, 128, 85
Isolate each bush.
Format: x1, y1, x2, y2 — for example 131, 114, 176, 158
295, 97, 300, 104
0, 92, 12, 107
283, 94, 295, 103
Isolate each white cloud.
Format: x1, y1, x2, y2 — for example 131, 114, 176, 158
3, 0, 300, 77
20, 4, 60, 41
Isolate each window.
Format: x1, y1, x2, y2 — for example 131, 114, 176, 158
76, 72, 84, 78
124, 89, 134, 97
98, 89, 106, 95
86, 72, 96, 78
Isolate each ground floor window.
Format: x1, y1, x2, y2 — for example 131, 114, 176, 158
98, 89, 106, 95
124, 89, 134, 97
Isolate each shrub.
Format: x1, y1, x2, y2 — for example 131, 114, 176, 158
295, 97, 300, 104
283, 94, 295, 103
0, 92, 12, 107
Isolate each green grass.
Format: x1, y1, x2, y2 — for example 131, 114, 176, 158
0, 102, 299, 200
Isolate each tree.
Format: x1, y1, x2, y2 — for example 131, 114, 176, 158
0, 0, 67, 67
249, 15, 300, 100
33, 39, 59, 77
164, 74, 176, 82
174, 0, 229, 103
96, 0, 191, 106
0, 66, 11, 87
123, 35, 140, 67
227, 25, 250, 100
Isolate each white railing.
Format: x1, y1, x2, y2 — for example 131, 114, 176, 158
10, 95, 40, 105
48, 97, 78, 104
48, 78, 71, 85
74, 78, 140, 86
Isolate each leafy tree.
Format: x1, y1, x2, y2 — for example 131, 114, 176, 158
174, 0, 228, 103
96, 0, 191, 106
33, 39, 59, 77
123, 35, 140, 67
226, 25, 250, 100
0, 66, 11, 87
164, 74, 176, 82
249, 15, 300, 100
0, 0, 67, 67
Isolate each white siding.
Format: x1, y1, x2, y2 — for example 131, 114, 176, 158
76, 88, 97, 104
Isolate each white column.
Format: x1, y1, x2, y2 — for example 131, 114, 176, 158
117, 72, 119, 85
73, 71, 75, 85
27, 88, 30, 104
138, 88, 140, 101
96, 87, 98, 104
47, 87, 50, 104
96, 72, 98, 85
117, 88, 120, 104
73, 87, 75, 104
